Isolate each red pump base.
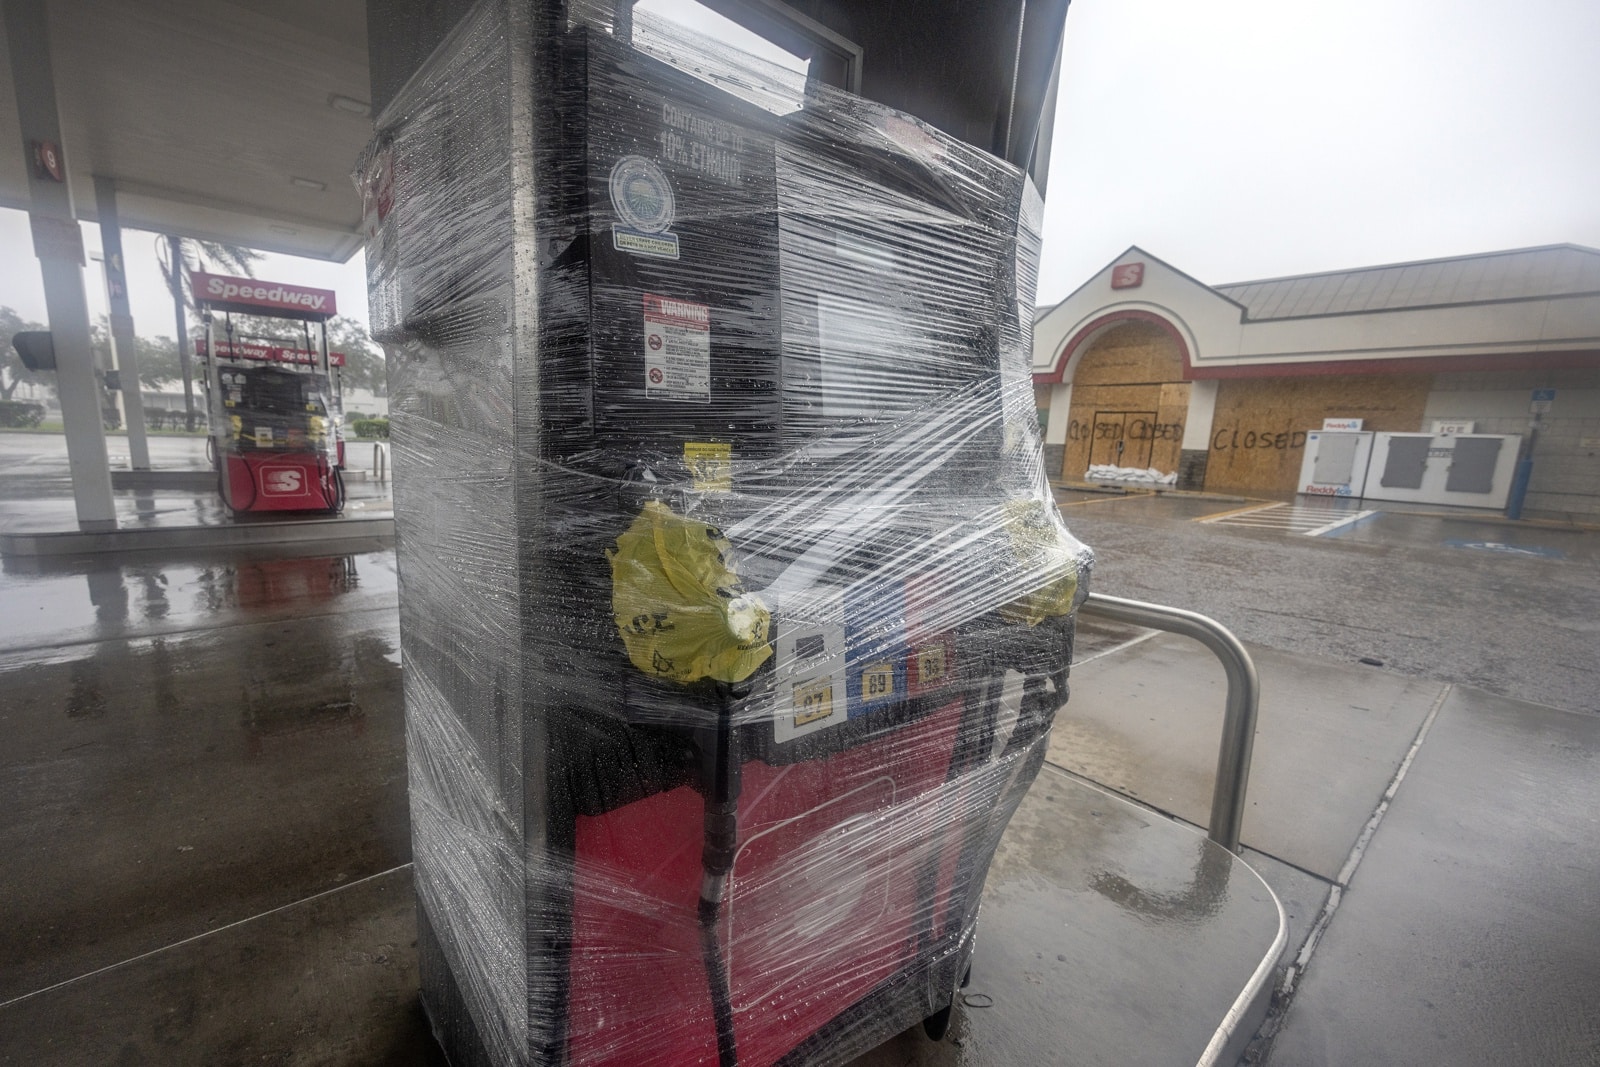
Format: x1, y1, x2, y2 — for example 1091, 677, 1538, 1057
221, 452, 342, 514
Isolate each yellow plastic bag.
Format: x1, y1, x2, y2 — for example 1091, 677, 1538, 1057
999, 499, 1082, 627
608, 500, 772, 684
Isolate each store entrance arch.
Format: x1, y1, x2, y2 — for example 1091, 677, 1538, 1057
1061, 320, 1189, 480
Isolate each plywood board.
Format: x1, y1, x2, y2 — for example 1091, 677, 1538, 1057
1059, 322, 1191, 480
1072, 321, 1185, 387
1204, 374, 1431, 491
1063, 382, 1190, 478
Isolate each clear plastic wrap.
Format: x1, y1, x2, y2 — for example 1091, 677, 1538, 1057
359, 3, 1092, 1064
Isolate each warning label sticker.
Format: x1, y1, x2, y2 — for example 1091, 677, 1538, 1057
643, 294, 710, 402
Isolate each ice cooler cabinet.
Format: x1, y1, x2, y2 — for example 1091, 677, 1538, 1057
362, 5, 1089, 1065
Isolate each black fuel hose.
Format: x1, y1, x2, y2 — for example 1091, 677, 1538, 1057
218, 454, 256, 513
700, 892, 738, 1067
322, 456, 346, 514
698, 699, 742, 1067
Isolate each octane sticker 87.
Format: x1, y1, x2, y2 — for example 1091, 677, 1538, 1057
794, 678, 835, 726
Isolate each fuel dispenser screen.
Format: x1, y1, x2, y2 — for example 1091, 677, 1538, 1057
362, 4, 1091, 1066
220, 367, 331, 448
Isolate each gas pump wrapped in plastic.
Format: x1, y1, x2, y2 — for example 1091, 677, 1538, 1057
360, 2, 1092, 1064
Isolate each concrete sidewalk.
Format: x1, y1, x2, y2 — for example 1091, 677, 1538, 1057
1058, 632, 1600, 1065
1266, 687, 1600, 1066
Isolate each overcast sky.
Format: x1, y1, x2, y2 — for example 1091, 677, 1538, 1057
1040, 0, 1600, 299
1, 0, 1596, 334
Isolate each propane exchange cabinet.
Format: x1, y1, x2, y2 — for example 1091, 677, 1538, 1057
361, 3, 1091, 1065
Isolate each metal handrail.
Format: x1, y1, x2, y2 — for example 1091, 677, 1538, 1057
1077, 592, 1260, 854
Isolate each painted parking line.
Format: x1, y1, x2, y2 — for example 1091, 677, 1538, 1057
1202, 501, 1381, 537
1305, 509, 1378, 538
1208, 505, 1340, 531
1198, 501, 1285, 524
1057, 491, 1158, 508
1443, 539, 1565, 559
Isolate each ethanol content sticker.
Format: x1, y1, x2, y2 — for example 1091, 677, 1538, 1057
684, 441, 732, 493
642, 294, 710, 402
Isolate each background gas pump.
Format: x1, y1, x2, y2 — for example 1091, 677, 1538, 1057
362, 3, 1090, 1065
190, 272, 347, 516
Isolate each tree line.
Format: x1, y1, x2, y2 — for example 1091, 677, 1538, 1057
0, 304, 387, 402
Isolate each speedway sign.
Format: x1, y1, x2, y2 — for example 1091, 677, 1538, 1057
190, 272, 338, 319
197, 339, 346, 367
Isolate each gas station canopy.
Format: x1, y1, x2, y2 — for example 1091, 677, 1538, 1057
2, 0, 1069, 263
0, 0, 372, 260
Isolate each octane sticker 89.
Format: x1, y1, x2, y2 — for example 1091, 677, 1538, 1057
859, 660, 896, 704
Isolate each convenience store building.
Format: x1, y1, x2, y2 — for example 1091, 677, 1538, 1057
1032, 244, 1600, 516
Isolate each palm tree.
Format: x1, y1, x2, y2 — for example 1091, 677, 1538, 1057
157, 235, 262, 430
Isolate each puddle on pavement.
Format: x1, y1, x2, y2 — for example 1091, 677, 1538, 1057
0, 550, 399, 653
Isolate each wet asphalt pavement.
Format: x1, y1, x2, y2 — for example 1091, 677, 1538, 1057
1056, 490, 1600, 715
